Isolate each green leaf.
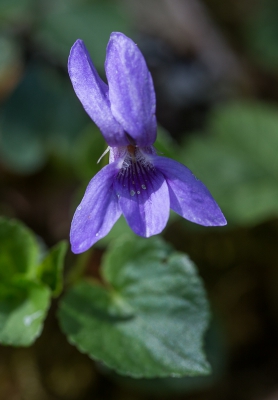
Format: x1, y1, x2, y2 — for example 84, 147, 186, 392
178, 101, 278, 225
36, 241, 68, 297
0, 217, 39, 280
58, 237, 211, 378
110, 321, 225, 394
0, 279, 50, 346
0, 218, 67, 346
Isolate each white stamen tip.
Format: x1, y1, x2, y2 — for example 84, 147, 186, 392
97, 146, 110, 164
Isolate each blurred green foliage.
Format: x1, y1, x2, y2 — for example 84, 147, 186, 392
245, 0, 278, 72
0, 35, 21, 77
0, 64, 88, 173
36, 0, 131, 69
179, 101, 278, 225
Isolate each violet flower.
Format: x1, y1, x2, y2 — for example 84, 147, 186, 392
69, 32, 226, 253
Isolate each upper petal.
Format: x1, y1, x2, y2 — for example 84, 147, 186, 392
114, 164, 169, 237
70, 162, 122, 253
153, 156, 227, 226
68, 39, 128, 146
105, 32, 157, 146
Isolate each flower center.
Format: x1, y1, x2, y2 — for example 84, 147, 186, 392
127, 144, 136, 156
116, 146, 155, 197
121, 146, 153, 170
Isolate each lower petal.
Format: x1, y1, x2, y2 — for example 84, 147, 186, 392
114, 166, 170, 237
153, 156, 227, 226
70, 163, 122, 253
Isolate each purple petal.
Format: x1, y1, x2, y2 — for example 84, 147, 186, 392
105, 32, 157, 147
153, 156, 227, 226
70, 163, 122, 253
114, 165, 169, 237
68, 39, 128, 146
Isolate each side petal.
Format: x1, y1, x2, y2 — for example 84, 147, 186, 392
105, 32, 157, 147
70, 163, 122, 253
153, 156, 227, 226
68, 39, 128, 146
114, 166, 169, 237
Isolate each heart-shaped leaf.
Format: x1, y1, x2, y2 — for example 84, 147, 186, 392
58, 237, 210, 378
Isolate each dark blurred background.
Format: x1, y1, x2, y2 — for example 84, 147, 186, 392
1, 0, 278, 399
